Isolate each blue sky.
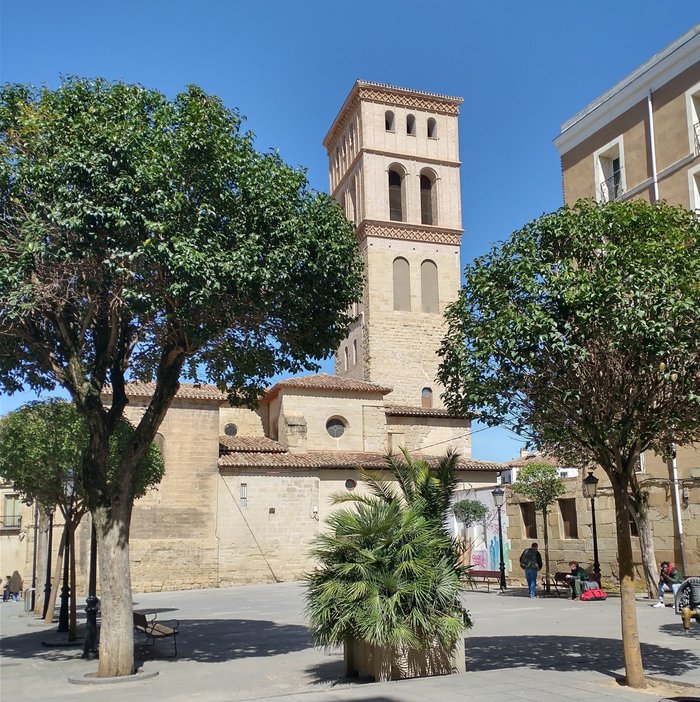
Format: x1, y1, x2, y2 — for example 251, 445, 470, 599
1, 2, 698, 460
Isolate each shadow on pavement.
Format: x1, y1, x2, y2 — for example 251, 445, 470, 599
465, 635, 700, 679
1, 618, 312, 663
658, 622, 700, 638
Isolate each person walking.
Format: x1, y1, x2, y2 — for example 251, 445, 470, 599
652, 561, 683, 607
8, 571, 23, 602
519, 542, 542, 598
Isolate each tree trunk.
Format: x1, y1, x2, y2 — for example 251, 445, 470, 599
96, 505, 135, 677
611, 478, 645, 688
542, 508, 551, 592
34, 510, 49, 616
44, 529, 65, 624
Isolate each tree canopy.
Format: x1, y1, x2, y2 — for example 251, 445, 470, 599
0, 399, 164, 516
512, 463, 565, 512
452, 498, 488, 528
438, 199, 700, 473
0, 77, 363, 676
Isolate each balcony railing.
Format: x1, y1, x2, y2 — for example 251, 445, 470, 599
694, 122, 700, 155
0, 514, 21, 530
600, 169, 625, 202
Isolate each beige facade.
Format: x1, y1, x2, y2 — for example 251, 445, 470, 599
556, 26, 700, 209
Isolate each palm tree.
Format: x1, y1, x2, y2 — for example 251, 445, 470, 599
304, 449, 470, 678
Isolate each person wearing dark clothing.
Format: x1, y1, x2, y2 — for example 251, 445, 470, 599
565, 561, 589, 599
652, 561, 683, 607
519, 542, 543, 598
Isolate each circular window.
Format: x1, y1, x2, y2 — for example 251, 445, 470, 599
224, 423, 238, 437
326, 417, 346, 439
345, 479, 357, 491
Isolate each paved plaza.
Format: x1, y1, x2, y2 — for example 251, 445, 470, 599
1, 582, 699, 702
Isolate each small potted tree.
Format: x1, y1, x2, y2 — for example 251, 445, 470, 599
305, 449, 470, 681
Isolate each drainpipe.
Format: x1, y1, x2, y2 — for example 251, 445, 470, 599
647, 90, 659, 202
666, 441, 688, 577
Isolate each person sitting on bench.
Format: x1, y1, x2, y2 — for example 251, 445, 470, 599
565, 561, 588, 599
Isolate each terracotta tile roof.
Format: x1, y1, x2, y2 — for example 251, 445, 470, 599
501, 453, 561, 469
102, 382, 227, 401
219, 436, 287, 453
219, 449, 501, 472
385, 405, 468, 419
264, 374, 392, 401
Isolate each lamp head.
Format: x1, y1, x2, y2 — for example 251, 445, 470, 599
583, 470, 598, 499
491, 486, 505, 508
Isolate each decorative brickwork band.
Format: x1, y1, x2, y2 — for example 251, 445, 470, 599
357, 86, 461, 116
357, 220, 463, 246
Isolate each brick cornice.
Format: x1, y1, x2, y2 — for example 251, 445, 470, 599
357, 220, 463, 246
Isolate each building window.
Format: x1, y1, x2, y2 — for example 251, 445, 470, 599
392, 257, 411, 311
594, 137, 625, 202
420, 259, 439, 313
224, 423, 238, 437
348, 177, 357, 224
689, 164, 700, 215
240, 483, 247, 509
406, 113, 416, 136
326, 417, 346, 439
427, 117, 437, 139
1, 494, 21, 530
343, 346, 348, 371
420, 170, 437, 225
345, 479, 357, 491
421, 387, 433, 409
558, 498, 578, 539
520, 502, 537, 539
630, 518, 639, 538
352, 339, 357, 365
385, 110, 395, 132
685, 83, 700, 155
388, 167, 404, 221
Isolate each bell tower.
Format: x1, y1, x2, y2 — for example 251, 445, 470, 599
324, 81, 464, 408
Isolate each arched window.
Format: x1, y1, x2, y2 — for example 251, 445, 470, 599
348, 177, 357, 224
407, 114, 416, 135
393, 257, 411, 311
421, 260, 439, 313
388, 168, 404, 222
420, 170, 437, 225
385, 110, 395, 132
343, 346, 349, 371
427, 118, 437, 139
352, 339, 358, 365
421, 387, 433, 409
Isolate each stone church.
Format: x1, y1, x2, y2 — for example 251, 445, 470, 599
112, 81, 502, 591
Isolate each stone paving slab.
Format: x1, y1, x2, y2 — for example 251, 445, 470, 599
1, 582, 698, 702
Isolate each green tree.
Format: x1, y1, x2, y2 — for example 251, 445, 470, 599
0, 78, 363, 676
437, 199, 700, 689
305, 449, 470, 673
512, 463, 565, 590
452, 498, 488, 529
0, 400, 163, 638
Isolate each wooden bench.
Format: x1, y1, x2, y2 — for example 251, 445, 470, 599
467, 569, 502, 592
133, 611, 180, 657
542, 571, 601, 597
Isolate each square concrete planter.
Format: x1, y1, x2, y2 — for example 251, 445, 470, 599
344, 635, 466, 681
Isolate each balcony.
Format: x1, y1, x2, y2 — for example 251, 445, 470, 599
599, 169, 624, 203
694, 122, 700, 155
0, 514, 22, 530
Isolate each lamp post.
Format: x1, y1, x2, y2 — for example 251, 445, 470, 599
42, 508, 54, 620
491, 487, 507, 591
82, 521, 99, 659
57, 471, 75, 633
582, 470, 601, 578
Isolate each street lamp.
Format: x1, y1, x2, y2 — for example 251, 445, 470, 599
582, 470, 601, 579
82, 521, 99, 659
42, 508, 54, 620
57, 471, 75, 634
491, 487, 507, 591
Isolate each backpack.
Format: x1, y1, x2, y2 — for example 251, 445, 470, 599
580, 588, 607, 601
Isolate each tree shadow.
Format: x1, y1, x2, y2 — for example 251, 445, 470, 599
465, 635, 700, 679
1, 618, 312, 663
